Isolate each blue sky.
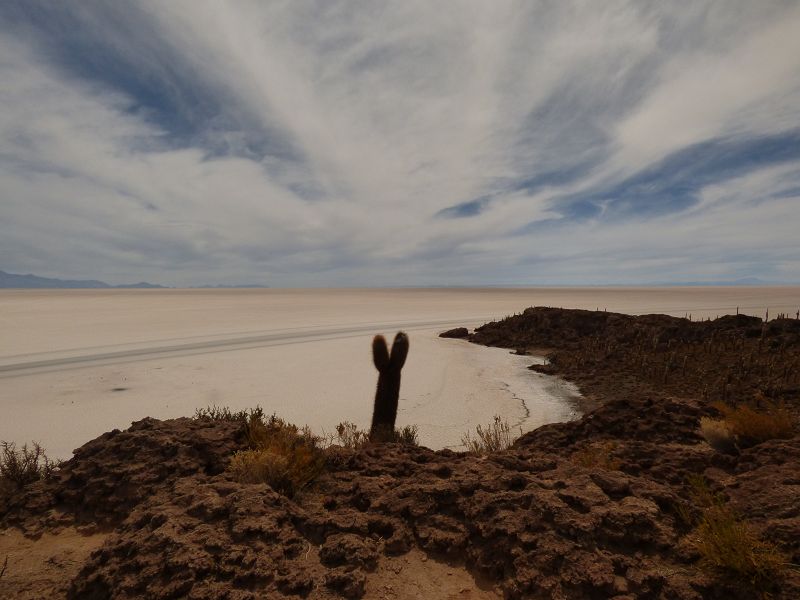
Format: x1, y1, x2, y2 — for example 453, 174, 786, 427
1, 1, 799, 286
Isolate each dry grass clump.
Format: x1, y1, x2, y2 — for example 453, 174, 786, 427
229, 449, 290, 486
0, 441, 60, 489
570, 441, 622, 471
699, 417, 737, 454
203, 406, 324, 497
392, 425, 419, 446
228, 444, 322, 497
684, 475, 789, 589
711, 399, 795, 448
199, 405, 419, 494
331, 421, 371, 449
194, 404, 256, 422
461, 416, 518, 454
328, 422, 419, 449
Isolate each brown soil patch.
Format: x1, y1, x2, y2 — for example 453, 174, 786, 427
0, 527, 108, 599
367, 549, 501, 599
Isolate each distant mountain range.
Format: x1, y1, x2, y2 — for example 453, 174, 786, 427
652, 277, 775, 287
0, 269, 272, 289
1, 269, 785, 289
0, 270, 165, 289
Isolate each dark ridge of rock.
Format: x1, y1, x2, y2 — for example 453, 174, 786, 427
439, 327, 469, 338
55, 403, 800, 599
0, 417, 246, 536
471, 306, 800, 408
469, 307, 772, 352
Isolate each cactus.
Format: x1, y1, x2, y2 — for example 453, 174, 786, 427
369, 332, 409, 442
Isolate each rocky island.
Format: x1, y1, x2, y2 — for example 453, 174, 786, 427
1, 307, 798, 599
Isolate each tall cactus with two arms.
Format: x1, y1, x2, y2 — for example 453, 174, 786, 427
369, 332, 409, 442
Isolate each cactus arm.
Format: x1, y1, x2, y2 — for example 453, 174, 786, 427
388, 332, 409, 370
372, 335, 390, 371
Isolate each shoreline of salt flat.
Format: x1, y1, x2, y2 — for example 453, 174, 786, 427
2, 287, 796, 459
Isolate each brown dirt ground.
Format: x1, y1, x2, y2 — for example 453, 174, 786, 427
365, 549, 501, 599
0, 526, 108, 599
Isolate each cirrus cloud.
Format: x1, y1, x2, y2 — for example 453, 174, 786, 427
1, 0, 799, 286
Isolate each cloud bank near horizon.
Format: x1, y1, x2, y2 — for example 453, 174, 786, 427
1, 1, 799, 286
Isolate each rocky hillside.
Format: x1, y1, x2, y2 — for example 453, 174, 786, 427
1, 307, 798, 599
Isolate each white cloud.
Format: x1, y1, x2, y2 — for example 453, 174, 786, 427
1, 1, 799, 285
613, 3, 800, 171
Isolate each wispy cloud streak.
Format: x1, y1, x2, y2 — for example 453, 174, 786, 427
1, 1, 798, 285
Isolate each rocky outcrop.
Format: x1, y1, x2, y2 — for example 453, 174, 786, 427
438, 327, 469, 339
2, 307, 799, 599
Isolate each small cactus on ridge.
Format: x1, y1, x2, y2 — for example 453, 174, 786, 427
369, 332, 409, 442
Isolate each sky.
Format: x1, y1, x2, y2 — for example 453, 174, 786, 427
1, 1, 799, 287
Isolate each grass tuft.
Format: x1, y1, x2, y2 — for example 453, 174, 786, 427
331, 421, 371, 450
392, 424, 419, 446
197, 405, 324, 497
684, 475, 790, 589
570, 441, 622, 470
198, 405, 420, 494
0, 441, 60, 489
194, 404, 262, 422
699, 417, 737, 454
461, 416, 518, 454
328, 422, 419, 449
712, 399, 795, 448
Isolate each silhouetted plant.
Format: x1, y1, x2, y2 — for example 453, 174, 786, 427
370, 332, 409, 442
0, 441, 60, 489
194, 404, 265, 423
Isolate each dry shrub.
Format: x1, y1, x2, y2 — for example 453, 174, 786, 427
229, 449, 293, 493
712, 400, 795, 447
230, 443, 322, 497
331, 421, 371, 449
328, 422, 418, 449
392, 425, 419, 446
214, 408, 324, 497
461, 416, 517, 454
685, 475, 789, 588
0, 441, 60, 489
570, 441, 622, 471
194, 404, 255, 422
699, 417, 737, 454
